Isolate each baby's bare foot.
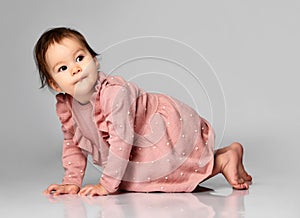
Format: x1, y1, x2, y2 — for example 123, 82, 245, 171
214, 142, 252, 189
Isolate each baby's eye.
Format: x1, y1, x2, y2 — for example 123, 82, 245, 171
58, 66, 67, 72
76, 55, 84, 62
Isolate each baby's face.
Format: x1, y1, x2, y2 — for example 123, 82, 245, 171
46, 37, 98, 101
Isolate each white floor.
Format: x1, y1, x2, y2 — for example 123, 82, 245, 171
1, 160, 299, 218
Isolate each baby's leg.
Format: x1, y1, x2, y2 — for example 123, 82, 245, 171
207, 142, 252, 189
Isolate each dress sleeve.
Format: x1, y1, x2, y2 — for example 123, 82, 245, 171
99, 81, 139, 193
56, 94, 87, 187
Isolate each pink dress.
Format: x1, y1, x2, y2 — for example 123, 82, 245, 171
56, 72, 215, 193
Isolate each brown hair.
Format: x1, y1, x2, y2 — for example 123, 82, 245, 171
34, 27, 98, 88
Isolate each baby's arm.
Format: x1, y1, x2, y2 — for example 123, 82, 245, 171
44, 94, 88, 196
100, 82, 137, 193
44, 139, 87, 195
79, 81, 137, 195
76, 77, 139, 196
61, 139, 87, 186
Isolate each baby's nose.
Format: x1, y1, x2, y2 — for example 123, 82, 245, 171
72, 65, 82, 75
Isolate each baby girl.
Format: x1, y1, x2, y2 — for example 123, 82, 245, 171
34, 27, 252, 196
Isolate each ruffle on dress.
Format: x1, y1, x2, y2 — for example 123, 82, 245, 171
56, 93, 75, 140
56, 87, 105, 166
90, 72, 110, 135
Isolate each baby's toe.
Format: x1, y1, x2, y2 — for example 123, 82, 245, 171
232, 181, 249, 190
239, 169, 252, 182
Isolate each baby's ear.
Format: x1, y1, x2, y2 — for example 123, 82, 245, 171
94, 57, 100, 69
48, 79, 62, 92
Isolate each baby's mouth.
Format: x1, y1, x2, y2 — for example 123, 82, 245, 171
75, 70, 89, 84
74, 76, 84, 85
79, 75, 87, 82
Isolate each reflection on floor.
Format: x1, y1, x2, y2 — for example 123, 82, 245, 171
45, 186, 248, 218
3, 173, 299, 218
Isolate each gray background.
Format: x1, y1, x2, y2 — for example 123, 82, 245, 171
0, 0, 299, 217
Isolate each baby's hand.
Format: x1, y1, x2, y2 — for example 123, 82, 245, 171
78, 183, 110, 196
43, 184, 80, 196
